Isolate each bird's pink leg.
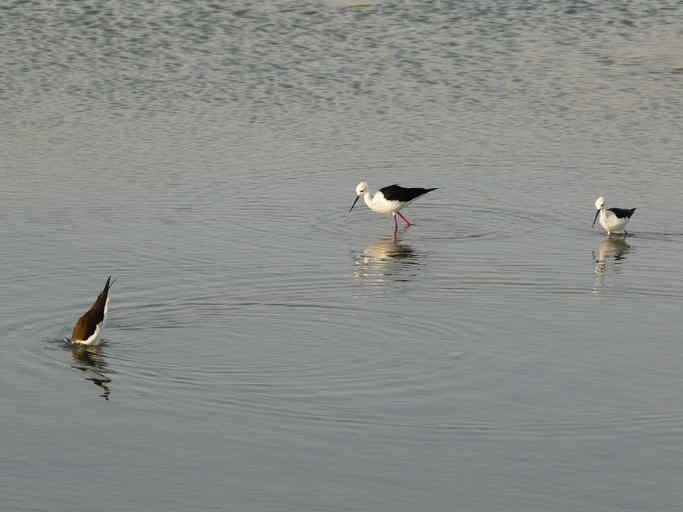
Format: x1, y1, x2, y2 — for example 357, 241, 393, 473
397, 212, 412, 227
392, 213, 398, 233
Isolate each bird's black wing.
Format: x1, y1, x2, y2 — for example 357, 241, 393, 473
379, 184, 438, 202
607, 207, 636, 219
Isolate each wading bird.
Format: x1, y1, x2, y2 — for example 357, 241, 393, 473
592, 197, 636, 235
70, 276, 113, 345
349, 182, 438, 233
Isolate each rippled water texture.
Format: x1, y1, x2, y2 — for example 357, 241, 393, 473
2, 1, 683, 511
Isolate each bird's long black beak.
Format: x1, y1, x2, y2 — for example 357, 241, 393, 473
592, 209, 600, 228
348, 195, 360, 214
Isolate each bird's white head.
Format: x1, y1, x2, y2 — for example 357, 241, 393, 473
349, 182, 369, 214
592, 197, 606, 228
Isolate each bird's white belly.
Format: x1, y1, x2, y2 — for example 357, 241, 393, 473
601, 213, 627, 233
367, 195, 402, 214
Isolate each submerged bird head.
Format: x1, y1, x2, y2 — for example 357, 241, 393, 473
592, 196, 605, 227
349, 182, 369, 213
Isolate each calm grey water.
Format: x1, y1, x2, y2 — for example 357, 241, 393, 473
2, 1, 683, 510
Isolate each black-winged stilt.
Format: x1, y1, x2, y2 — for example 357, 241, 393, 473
70, 276, 113, 345
348, 182, 438, 233
592, 197, 636, 235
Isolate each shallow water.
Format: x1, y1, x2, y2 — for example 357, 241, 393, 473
3, 1, 683, 510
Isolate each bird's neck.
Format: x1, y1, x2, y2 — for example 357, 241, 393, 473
362, 191, 374, 208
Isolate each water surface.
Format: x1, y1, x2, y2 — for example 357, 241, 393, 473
2, 1, 683, 510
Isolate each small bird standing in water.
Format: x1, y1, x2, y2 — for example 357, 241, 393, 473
70, 276, 113, 345
349, 182, 438, 233
592, 197, 636, 235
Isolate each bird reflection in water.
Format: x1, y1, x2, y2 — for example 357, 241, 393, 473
70, 343, 112, 400
594, 236, 631, 274
353, 236, 423, 284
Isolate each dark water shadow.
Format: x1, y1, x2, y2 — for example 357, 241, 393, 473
625, 231, 683, 242
68, 342, 113, 400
